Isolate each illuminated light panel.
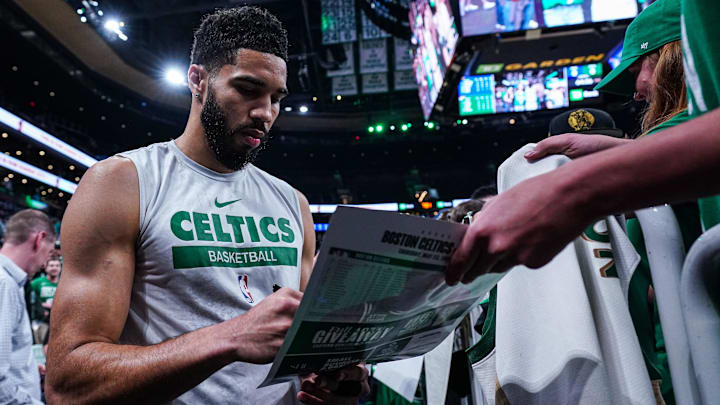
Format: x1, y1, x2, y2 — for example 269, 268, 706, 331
0, 153, 77, 193
25, 196, 48, 210
0, 106, 97, 167
314, 223, 330, 232
308, 203, 400, 214
452, 198, 469, 207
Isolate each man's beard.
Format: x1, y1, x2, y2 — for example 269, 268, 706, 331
200, 87, 269, 171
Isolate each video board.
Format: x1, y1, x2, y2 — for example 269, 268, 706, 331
458, 62, 603, 116
461, 0, 639, 37
410, 0, 460, 119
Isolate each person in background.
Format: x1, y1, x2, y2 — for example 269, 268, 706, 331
0, 209, 56, 404
545, 108, 625, 138
447, 0, 720, 312
523, 4, 694, 402
30, 256, 61, 344
450, 199, 488, 225
470, 184, 498, 201
527, 1, 686, 162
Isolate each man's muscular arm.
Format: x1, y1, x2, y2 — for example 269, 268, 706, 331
46, 158, 301, 404
447, 107, 720, 283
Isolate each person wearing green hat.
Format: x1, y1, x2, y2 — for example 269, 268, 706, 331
446, 0, 720, 376
595, 0, 691, 136
526, 4, 699, 403
526, 0, 688, 160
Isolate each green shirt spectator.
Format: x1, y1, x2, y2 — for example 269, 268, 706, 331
682, 0, 720, 230
29, 257, 61, 322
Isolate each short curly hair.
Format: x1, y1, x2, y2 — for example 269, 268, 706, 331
190, 6, 288, 75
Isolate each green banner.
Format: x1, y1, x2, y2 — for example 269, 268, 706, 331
172, 246, 297, 269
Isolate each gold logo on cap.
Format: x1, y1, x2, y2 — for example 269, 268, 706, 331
568, 110, 595, 131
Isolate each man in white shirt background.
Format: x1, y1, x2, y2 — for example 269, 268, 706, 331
0, 209, 56, 404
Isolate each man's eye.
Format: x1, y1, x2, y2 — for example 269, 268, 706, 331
237, 86, 258, 95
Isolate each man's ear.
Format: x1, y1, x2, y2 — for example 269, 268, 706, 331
33, 231, 47, 251
188, 64, 208, 102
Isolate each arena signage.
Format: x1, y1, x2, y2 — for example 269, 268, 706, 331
475, 53, 606, 74
0, 106, 98, 168
0, 153, 77, 194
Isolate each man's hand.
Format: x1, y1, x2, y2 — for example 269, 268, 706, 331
230, 288, 302, 364
524, 133, 630, 162
446, 172, 594, 284
298, 364, 370, 405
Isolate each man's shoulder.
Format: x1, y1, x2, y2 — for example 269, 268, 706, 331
83, 157, 139, 189
646, 110, 691, 136
0, 269, 22, 305
116, 141, 171, 158
0, 268, 14, 287
247, 164, 296, 193
113, 141, 177, 179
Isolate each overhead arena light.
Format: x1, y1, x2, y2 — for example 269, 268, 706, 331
104, 19, 128, 41
104, 19, 120, 31
164, 68, 187, 86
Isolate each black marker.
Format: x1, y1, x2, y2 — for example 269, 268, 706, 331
273, 284, 282, 292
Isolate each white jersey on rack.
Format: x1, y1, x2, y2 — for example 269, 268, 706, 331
493, 144, 655, 405
117, 140, 304, 405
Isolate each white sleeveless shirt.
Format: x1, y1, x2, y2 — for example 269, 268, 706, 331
117, 140, 303, 404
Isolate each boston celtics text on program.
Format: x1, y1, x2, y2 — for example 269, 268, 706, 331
380, 230, 455, 254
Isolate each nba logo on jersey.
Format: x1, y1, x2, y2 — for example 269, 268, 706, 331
239, 274, 254, 304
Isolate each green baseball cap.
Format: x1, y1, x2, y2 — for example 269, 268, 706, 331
595, 0, 681, 97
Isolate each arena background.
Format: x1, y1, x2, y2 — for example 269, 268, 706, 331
0, 0, 655, 239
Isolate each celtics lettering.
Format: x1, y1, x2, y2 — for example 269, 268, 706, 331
582, 220, 617, 278
170, 211, 295, 244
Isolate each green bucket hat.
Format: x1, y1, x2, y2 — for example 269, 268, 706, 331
595, 0, 681, 97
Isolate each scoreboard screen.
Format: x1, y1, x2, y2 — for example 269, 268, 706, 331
458, 63, 602, 116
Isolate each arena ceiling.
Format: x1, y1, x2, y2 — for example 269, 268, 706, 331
0, 0, 643, 204
8, 0, 422, 126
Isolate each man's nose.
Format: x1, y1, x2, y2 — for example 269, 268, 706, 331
249, 98, 272, 124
